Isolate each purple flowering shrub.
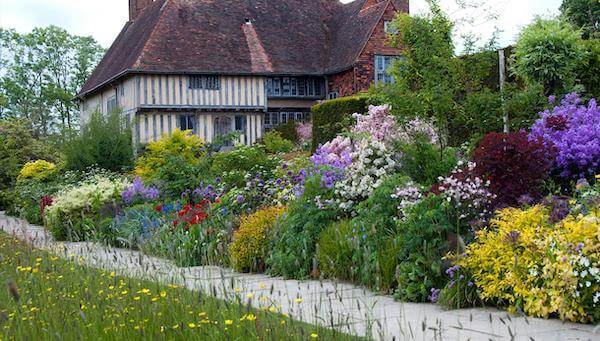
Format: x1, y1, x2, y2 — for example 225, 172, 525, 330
121, 177, 160, 205
530, 93, 600, 179
310, 136, 353, 169
352, 105, 400, 143
296, 122, 313, 146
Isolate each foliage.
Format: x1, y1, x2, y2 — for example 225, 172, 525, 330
267, 175, 341, 279
0, 119, 58, 208
154, 154, 212, 199
394, 194, 454, 302
135, 129, 205, 180
311, 96, 368, 151
63, 110, 133, 172
17, 160, 58, 182
211, 145, 279, 188
472, 132, 554, 208
577, 39, 600, 99
45, 175, 129, 241
437, 263, 482, 309
274, 120, 299, 144
229, 206, 286, 273
0, 235, 352, 340
530, 93, 600, 179
317, 220, 355, 280
458, 206, 600, 323
388, 3, 455, 140
512, 18, 585, 95
0, 26, 104, 133
262, 131, 293, 154
398, 139, 457, 187
560, 0, 600, 39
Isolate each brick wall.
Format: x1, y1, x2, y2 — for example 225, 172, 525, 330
328, 69, 355, 97
354, 1, 403, 92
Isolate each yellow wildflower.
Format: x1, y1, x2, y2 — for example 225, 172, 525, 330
311, 333, 318, 339
188, 323, 196, 329
159, 291, 167, 298
295, 298, 303, 304
246, 293, 254, 299
225, 319, 233, 325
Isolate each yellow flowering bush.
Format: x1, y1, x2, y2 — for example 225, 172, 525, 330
134, 129, 205, 180
229, 206, 286, 272
17, 160, 57, 182
459, 205, 600, 323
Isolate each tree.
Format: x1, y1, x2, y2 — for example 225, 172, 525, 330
560, 0, 600, 39
386, 0, 457, 147
0, 26, 104, 135
512, 18, 585, 96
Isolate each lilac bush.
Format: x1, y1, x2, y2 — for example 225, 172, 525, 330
296, 122, 313, 146
310, 136, 353, 169
352, 105, 400, 143
121, 177, 160, 204
530, 93, 600, 179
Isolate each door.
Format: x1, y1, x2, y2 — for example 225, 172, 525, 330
214, 116, 233, 146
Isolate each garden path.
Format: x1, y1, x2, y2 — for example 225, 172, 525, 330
0, 213, 598, 341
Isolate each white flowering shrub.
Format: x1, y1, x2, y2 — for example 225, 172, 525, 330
391, 181, 423, 220
45, 175, 130, 241
335, 140, 397, 211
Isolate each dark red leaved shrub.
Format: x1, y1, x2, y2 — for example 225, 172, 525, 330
472, 132, 554, 208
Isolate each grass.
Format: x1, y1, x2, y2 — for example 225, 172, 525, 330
0, 233, 361, 340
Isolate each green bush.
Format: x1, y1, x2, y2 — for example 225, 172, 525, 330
211, 145, 279, 188
274, 121, 299, 144
578, 39, 600, 99
317, 220, 354, 280
267, 175, 341, 279
398, 140, 457, 187
311, 96, 368, 151
155, 155, 212, 199
63, 111, 133, 172
261, 131, 294, 154
395, 194, 453, 302
512, 17, 585, 95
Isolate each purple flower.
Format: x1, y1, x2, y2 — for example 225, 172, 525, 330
121, 177, 160, 204
576, 242, 584, 252
236, 195, 245, 204
467, 281, 474, 287
428, 288, 441, 303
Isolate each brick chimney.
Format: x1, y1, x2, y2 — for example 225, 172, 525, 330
129, 0, 154, 21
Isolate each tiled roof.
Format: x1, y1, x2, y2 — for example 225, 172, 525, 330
79, 0, 399, 97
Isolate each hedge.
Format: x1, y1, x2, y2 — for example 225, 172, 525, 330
311, 96, 369, 151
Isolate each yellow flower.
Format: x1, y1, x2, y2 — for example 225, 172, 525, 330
595, 174, 600, 179
121, 291, 128, 295
133, 296, 141, 301
159, 291, 167, 298
311, 333, 318, 339
246, 293, 254, 299
109, 271, 116, 278
294, 298, 303, 304
188, 323, 196, 329
151, 297, 159, 302
245, 313, 256, 321
225, 319, 233, 325
234, 287, 241, 293
172, 324, 179, 329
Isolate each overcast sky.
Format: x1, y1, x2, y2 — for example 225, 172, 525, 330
0, 0, 561, 52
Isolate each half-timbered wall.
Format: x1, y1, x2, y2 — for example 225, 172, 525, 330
136, 75, 266, 109
136, 112, 264, 145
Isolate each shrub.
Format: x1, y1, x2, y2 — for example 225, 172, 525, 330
17, 160, 58, 182
267, 175, 341, 279
458, 206, 600, 323
121, 177, 160, 205
398, 139, 457, 187
262, 131, 293, 154
274, 120, 299, 144
317, 220, 354, 280
530, 93, 600, 180
296, 122, 312, 147
229, 206, 286, 273
135, 129, 206, 180
472, 132, 554, 208
394, 194, 454, 302
577, 39, 600, 98
512, 17, 585, 94
311, 96, 368, 151
45, 175, 129, 241
63, 111, 133, 172
154, 155, 211, 199
437, 263, 481, 309
211, 145, 279, 188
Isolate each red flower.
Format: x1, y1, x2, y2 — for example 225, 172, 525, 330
155, 204, 163, 212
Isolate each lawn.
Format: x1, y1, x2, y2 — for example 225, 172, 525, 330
0, 233, 360, 340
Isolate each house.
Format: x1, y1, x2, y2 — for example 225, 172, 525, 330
77, 0, 407, 145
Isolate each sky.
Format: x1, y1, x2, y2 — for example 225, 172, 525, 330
0, 0, 562, 52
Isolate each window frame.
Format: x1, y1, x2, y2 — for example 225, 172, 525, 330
188, 75, 221, 90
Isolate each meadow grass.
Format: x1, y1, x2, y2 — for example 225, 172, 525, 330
0, 233, 362, 340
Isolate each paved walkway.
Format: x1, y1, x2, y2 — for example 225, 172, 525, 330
1, 213, 598, 340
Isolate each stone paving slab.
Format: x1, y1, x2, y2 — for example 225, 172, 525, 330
1, 213, 598, 341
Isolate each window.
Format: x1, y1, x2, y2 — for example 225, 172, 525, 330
375, 55, 398, 85
328, 91, 339, 100
188, 76, 220, 90
384, 21, 398, 34
264, 112, 311, 129
179, 114, 196, 132
265, 77, 325, 98
235, 115, 246, 132
106, 96, 117, 113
